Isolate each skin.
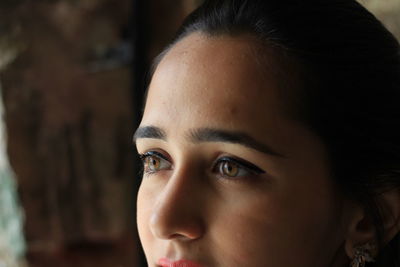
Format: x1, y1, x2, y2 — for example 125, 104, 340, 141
135, 32, 352, 267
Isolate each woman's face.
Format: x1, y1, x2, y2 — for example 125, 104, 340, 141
135, 33, 350, 267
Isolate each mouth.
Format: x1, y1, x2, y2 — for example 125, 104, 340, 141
158, 257, 203, 267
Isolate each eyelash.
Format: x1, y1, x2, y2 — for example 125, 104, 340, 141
213, 156, 265, 177
138, 151, 265, 179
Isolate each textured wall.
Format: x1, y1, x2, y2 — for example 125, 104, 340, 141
1, 1, 139, 266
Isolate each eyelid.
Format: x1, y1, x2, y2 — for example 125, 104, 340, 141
139, 150, 170, 162
215, 156, 266, 175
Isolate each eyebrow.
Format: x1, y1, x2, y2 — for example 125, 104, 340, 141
133, 126, 167, 141
188, 128, 285, 157
133, 126, 286, 158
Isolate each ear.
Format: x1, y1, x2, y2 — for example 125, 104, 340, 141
344, 189, 400, 259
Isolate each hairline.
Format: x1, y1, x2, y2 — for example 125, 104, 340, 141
144, 30, 307, 123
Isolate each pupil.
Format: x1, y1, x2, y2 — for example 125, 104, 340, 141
147, 157, 158, 170
227, 164, 232, 172
152, 158, 158, 167
224, 162, 236, 175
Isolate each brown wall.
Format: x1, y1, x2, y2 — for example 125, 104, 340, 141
1, 0, 138, 266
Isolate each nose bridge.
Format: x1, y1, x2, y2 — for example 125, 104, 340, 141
150, 164, 205, 240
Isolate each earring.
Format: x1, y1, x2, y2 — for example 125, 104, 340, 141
350, 243, 376, 267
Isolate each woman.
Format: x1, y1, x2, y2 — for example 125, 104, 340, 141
134, 0, 400, 266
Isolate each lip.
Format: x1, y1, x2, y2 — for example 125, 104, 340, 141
158, 257, 203, 267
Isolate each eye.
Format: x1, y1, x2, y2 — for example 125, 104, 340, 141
214, 157, 265, 178
140, 151, 171, 174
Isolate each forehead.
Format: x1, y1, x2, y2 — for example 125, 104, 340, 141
141, 32, 326, 164
143, 33, 286, 129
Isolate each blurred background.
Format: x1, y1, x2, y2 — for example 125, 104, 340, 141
0, 0, 399, 267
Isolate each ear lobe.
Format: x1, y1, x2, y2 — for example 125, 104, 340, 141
344, 203, 377, 259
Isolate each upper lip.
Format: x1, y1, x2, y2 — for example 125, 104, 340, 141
158, 257, 203, 267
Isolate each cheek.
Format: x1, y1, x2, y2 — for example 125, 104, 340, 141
210, 190, 342, 267
209, 197, 286, 266
137, 185, 155, 254
215, 219, 265, 264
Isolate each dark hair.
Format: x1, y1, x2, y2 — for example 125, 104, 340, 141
150, 0, 400, 266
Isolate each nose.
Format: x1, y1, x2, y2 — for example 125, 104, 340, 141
149, 168, 205, 241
